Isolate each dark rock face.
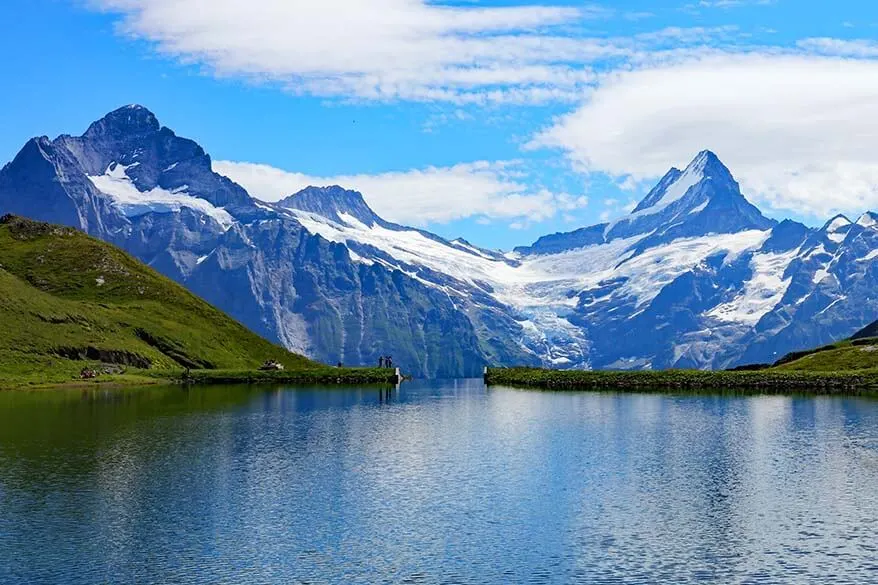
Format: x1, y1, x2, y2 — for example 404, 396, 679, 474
0, 105, 534, 377
278, 186, 380, 225
0, 137, 129, 236
514, 223, 608, 256
4, 106, 878, 376
182, 219, 502, 377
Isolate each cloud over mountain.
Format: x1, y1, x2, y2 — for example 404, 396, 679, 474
532, 54, 878, 220
214, 160, 587, 226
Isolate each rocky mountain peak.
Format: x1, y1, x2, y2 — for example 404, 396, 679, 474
520, 150, 774, 256
823, 214, 852, 231
856, 211, 878, 229
278, 185, 380, 225
688, 149, 730, 176
83, 105, 160, 140
633, 150, 735, 215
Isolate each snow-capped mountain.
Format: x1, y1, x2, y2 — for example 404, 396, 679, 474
3, 105, 878, 376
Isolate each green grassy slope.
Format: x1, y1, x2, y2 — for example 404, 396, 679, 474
0, 214, 357, 386
773, 337, 878, 372
486, 326, 878, 394
484, 366, 878, 394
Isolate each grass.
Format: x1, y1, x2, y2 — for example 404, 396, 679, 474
0, 215, 396, 389
485, 367, 878, 396
485, 323, 878, 396
161, 367, 398, 385
772, 337, 878, 372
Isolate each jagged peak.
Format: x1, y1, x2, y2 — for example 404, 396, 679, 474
823, 214, 852, 232
681, 150, 735, 185
278, 185, 379, 225
761, 218, 812, 253
856, 211, 878, 229
83, 104, 161, 139
632, 150, 735, 215
689, 149, 725, 171
632, 167, 683, 213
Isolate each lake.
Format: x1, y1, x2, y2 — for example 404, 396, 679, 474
1, 380, 877, 584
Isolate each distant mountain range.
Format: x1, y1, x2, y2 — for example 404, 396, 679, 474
3, 105, 878, 377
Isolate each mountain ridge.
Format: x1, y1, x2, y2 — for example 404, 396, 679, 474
3, 105, 878, 376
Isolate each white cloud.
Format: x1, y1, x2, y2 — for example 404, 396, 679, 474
684, 0, 776, 10
88, 0, 741, 104
214, 160, 587, 226
798, 37, 878, 57
90, 0, 595, 104
85, 2, 878, 220
532, 53, 878, 218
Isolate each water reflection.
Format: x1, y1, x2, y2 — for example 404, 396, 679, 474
1, 381, 877, 584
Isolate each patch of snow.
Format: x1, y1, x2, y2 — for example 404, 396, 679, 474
857, 212, 878, 229
289, 209, 525, 290
605, 356, 653, 370
688, 200, 708, 215
707, 248, 799, 325
813, 267, 831, 284
824, 215, 852, 243
817, 296, 846, 316
337, 211, 376, 228
347, 249, 374, 265
827, 216, 852, 231
89, 164, 235, 230
601, 165, 705, 238
860, 249, 878, 262
639, 157, 706, 213
806, 244, 828, 259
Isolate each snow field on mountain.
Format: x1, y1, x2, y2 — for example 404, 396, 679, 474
707, 248, 800, 325
89, 163, 235, 229
287, 201, 777, 322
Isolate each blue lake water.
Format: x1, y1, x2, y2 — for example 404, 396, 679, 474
1, 380, 877, 584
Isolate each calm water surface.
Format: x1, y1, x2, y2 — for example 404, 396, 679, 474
1, 380, 877, 584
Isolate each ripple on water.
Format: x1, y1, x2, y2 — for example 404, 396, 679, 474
0, 382, 877, 584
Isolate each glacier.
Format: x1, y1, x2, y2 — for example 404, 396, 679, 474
4, 105, 878, 377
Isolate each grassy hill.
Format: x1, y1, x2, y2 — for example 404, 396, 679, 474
770, 321, 878, 372
486, 323, 878, 394
0, 215, 390, 387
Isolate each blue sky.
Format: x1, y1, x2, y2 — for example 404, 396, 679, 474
3, 0, 878, 249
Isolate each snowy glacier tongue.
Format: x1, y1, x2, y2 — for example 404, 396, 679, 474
284, 198, 785, 369
88, 163, 235, 229
286, 204, 771, 312
16, 105, 878, 374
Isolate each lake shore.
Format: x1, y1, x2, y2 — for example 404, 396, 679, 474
484, 367, 878, 395
0, 366, 400, 391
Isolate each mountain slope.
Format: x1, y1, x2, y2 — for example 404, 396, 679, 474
770, 324, 878, 372
0, 214, 316, 384
0, 107, 523, 377
772, 317, 878, 372
4, 105, 878, 376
